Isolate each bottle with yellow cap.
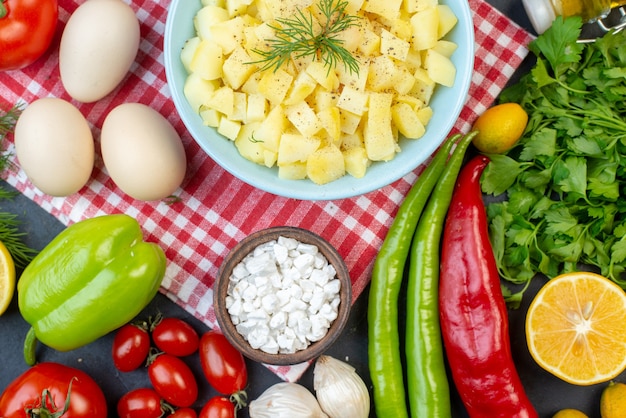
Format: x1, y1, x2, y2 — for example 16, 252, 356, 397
522, 0, 625, 34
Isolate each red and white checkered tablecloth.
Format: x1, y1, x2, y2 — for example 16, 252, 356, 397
0, 0, 534, 381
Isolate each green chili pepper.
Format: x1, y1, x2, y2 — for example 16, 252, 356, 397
18, 214, 167, 366
368, 133, 461, 418
405, 131, 477, 417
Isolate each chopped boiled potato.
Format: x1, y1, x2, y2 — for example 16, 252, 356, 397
340, 131, 364, 150
230, 92, 247, 121
218, 116, 242, 140
206, 86, 234, 115
285, 101, 322, 137
367, 55, 399, 91
432, 39, 458, 57
337, 86, 369, 116
227, 0, 254, 16
437, 4, 458, 38
277, 134, 321, 165
411, 67, 436, 104
194, 6, 229, 41
306, 144, 346, 185
343, 146, 370, 178
364, 92, 396, 161
317, 106, 342, 142
180, 37, 201, 73
306, 61, 339, 91
182, 0, 460, 184
210, 16, 246, 54
403, 0, 437, 13
380, 29, 410, 61
235, 122, 264, 164
363, 0, 403, 20
251, 104, 286, 153
183, 73, 219, 112
391, 102, 425, 138
410, 6, 439, 51
359, 28, 381, 56
339, 109, 362, 135
284, 71, 318, 105
258, 68, 293, 105
278, 162, 307, 180
200, 107, 220, 127
222, 46, 257, 89
424, 48, 456, 87
189, 39, 224, 81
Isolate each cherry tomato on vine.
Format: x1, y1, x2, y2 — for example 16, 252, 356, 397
112, 323, 151, 372
148, 353, 198, 408
0, 362, 107, 417
0, 0, 59, 71
117, 388, 164, 418
199, 331, 247, 395
171, 407, 198, 418
199, 397, 235, 418
152, 317, 199, 357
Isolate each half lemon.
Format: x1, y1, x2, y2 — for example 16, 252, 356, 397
0, 240, 16, 316
526, 272, 626, 385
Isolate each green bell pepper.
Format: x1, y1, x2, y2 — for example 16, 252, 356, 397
18, 214, 166, 365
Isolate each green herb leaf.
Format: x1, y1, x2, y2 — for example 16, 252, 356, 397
484, 17, 626, 304
250, 0, 360, 75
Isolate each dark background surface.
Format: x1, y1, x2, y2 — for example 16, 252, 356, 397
1, 2, 623, 417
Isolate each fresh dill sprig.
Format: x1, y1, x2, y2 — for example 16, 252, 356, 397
0, 104, 38, 268
251, 0, 361, 75
0, 210, 38, 269
0, 103, 22, 175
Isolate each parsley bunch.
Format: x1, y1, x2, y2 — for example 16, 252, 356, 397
481, 16, 626, 305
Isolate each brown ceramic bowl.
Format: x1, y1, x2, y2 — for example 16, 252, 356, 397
213, 226, 352, 365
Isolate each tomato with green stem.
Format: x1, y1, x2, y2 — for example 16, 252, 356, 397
199, 397, 236, 418
199, 331, 247, 396
0, 362, 107, 417
117, 388, 166, 418
152, 317, 199, 357
148, 353, 198, 408
112, 322, 151, 372
0, 0, 58, 71
170, 407, 198, 418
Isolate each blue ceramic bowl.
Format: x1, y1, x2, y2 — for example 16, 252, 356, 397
164, 0, 474, 200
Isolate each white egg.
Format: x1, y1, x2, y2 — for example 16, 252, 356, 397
14, 98, 95, 197
100, 103, 187, 201
59, 0, 140, 103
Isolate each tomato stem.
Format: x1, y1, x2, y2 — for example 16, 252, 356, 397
230, 390, 248, 411
0, 2, 6, 19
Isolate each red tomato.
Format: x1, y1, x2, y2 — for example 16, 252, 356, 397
117, 388, 163, 418
171, 407, 198, 418
199, 331, 247, 395
0, 362, 107, 417
112, 323, 151, 372
199, 397, 235, 418
152, 317, 199, 357
0, 0, 58, 71
148, 353, 198, 408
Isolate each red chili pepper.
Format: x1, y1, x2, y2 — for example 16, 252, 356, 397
439, 155, 537, 418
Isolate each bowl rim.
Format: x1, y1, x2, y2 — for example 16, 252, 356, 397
213, 226, 352, 365
164, 0, 475, 200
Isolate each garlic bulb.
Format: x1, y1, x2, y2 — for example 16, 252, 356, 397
249, 382, 329, 418
313, 355, 370, 418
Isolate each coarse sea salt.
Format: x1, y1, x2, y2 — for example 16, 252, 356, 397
225, 236, 341, 355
